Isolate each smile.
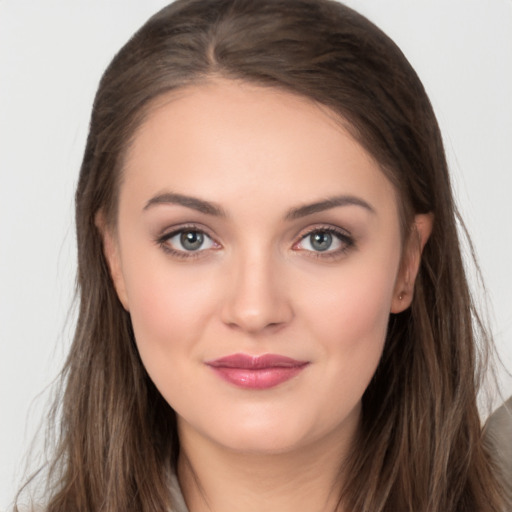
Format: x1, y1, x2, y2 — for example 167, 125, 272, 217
205, 353, 310, 389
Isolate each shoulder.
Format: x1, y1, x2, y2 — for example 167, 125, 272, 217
484, 396, 512, 488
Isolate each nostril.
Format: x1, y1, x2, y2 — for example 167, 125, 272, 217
219, 260, 294, 333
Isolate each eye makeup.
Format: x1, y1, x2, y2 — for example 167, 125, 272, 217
293, 225, 356, 261
154, 223, 221, 260
153, 221, 356, 263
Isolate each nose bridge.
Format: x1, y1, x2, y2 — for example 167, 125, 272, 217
221, 242, 292, 333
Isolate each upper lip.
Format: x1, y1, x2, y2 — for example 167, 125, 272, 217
206, 353, 309, 369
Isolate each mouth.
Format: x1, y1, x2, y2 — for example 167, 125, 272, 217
205, 353, 309, 389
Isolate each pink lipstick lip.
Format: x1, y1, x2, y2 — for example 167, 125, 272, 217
205, 354, 309, 389
206, 353, 308, 369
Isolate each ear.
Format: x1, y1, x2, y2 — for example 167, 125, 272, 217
95, 211, 130, 311
390, 213, 433, 313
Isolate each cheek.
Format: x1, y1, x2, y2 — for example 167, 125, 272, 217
301, 259, 395, 341
288, 258, 397, 429
328, 273, 391, 345
295, 249, 399, 382
118, 248, 220, 382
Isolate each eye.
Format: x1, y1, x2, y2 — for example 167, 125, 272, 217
157, 227, 218, 256
302, 231, 336, 252
294, 227, 354, 256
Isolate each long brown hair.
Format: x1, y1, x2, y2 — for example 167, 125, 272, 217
16, 0, 509, 510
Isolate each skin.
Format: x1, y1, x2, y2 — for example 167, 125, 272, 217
100, 79, 432, 512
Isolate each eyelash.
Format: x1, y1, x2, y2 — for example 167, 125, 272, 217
155, 224, 219, 260
294, 225, 355, 260
155, 224, 355, 261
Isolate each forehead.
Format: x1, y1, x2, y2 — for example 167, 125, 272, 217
121, 79, 397, 217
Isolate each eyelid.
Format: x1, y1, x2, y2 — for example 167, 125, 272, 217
292, 224, 355, 258
155, 223, 221, 259
154, 222, 355, 261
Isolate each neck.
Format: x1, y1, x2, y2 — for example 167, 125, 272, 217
177, 415, 358, 512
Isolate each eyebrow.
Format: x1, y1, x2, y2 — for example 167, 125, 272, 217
144, 192, 226, 217
143, 192, 375, 219
284, 195, 375, 220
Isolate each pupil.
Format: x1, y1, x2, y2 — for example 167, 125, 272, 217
311, 231, 332, 251
181, 231, 204, 251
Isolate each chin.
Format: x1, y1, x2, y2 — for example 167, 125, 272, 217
205, 409, 341, 455
216, 426, 311, 455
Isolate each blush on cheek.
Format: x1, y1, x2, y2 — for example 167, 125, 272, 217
127, 290, 189, 409
126, 269, 215, 372
313, 273, 392, 340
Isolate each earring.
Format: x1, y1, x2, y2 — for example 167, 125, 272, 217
398, 293, 404, 300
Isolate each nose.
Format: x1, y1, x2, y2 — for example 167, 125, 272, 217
220, 249, 294, 334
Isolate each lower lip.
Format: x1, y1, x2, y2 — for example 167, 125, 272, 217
209, 365, 307, 389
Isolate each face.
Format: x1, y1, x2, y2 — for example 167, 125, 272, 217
102, 80, 428, 456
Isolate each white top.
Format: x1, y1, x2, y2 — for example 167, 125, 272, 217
484, 396, 512, 489
169, 473, 189, 512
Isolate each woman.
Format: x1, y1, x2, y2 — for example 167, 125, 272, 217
14, 0, 511, 510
